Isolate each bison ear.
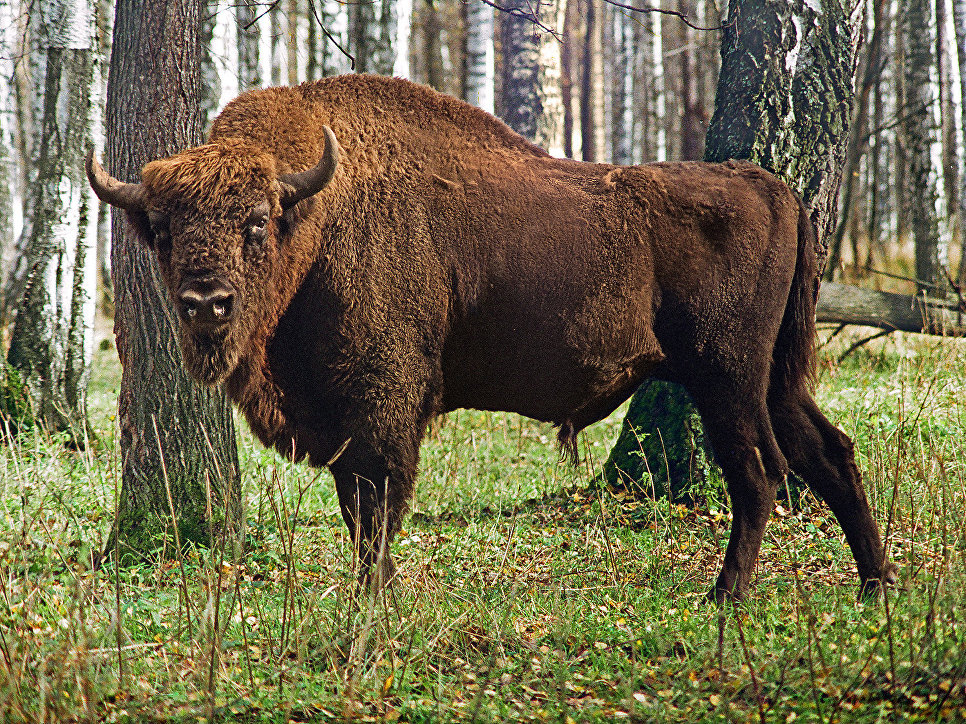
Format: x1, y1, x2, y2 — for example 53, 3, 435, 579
276, 126, 340, 210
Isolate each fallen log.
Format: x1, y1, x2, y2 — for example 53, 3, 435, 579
817, 282, 966, 336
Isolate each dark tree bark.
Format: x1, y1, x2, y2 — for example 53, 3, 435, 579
105, 0, 242, 559
677, 0, 704, 161
235, 0, 261, 91
422, 0, 445, 90
579, 0, 597, 160
561, 0, 577, 158
826, 0, 888, 279
604, 0, 863, 500
954, 0, 966, 286
499, 0, 541, 141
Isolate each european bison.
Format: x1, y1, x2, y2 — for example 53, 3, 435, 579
88, 74, 895, 602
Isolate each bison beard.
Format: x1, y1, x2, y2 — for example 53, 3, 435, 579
89, 74, 896, 603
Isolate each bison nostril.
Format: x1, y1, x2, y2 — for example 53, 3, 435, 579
211, 293, 234, 319
178, 280, 237, 327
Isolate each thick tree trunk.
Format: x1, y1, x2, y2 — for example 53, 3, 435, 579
604, 0, 864, 500
561, 0, 578, 157
6, 0, 96, 439
105, 0, 242, 559
422, 0, 445, 90
350, 0, 378, 74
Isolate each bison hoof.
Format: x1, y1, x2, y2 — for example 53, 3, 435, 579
706, 586, 745, 607
858, 562, 899, 602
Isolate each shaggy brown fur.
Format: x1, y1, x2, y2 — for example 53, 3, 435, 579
93, 74, 895, 601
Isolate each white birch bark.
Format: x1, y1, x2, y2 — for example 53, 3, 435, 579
236, 0, 261, 90
902, 0, 943, 289
610, 7, 634, 165
464, 1, 494, 112
394, 0, 412, 78
0, 0, 18, 279
536, 0, 566, 156
6, 0, 96, 436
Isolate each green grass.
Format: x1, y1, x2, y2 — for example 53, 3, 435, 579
0, 328, 964, 722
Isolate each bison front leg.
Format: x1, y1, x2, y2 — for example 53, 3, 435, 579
329, 439, 417, 592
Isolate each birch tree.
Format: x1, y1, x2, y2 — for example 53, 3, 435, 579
610, 6, 634, 165
465, 1, 495, 112
6, 0, 97, 437
903, 0, 943, 291
536, 0, 566, 155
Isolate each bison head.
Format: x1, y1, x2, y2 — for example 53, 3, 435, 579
87, 128, 340, 385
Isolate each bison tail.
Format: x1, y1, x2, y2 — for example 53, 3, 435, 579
771, 194, 819, 397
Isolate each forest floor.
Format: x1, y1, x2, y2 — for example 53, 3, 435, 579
0, 325, 964, 722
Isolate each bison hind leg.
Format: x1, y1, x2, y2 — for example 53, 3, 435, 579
768, 388, 895, 599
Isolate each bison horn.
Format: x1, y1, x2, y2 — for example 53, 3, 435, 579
277, 125, 340, 209
86, 150, 149, 210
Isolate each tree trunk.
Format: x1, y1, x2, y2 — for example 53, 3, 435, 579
903, 0, 943, 292
104, 0, 242, 560
394, 0, 412, 78
610, 5, 633, 165
350, 0, 378, 74
936, 0, 959, 224
6, 0, 96, 440
499, 0, 541, 141
604, 0, 864, 501
536, 0, 566, 155
464, 1, 494, 112
579, 0, 596, 160
422, 0, 445, 89
817, 282, 966, 336
826, 0, 888, 279
0, 0, 15, 291
270, 0, 283, 85
561, 0, 578, 157
236, 0, 261, 90
951, 0, 966, 286
677, 0, 704, 160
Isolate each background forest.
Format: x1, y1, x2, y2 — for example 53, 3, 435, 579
0, 0, 964, 722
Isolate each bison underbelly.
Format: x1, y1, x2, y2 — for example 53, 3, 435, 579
441, 337, 660, 427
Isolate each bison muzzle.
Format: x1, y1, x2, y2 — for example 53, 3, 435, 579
89, 75, 896, 602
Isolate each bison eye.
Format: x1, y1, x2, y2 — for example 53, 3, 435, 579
245, 215, 269, 245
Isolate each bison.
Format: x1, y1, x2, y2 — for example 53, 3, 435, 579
88, 74, 895, 602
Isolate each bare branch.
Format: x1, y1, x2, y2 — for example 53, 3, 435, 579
601, 0, 728, 32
